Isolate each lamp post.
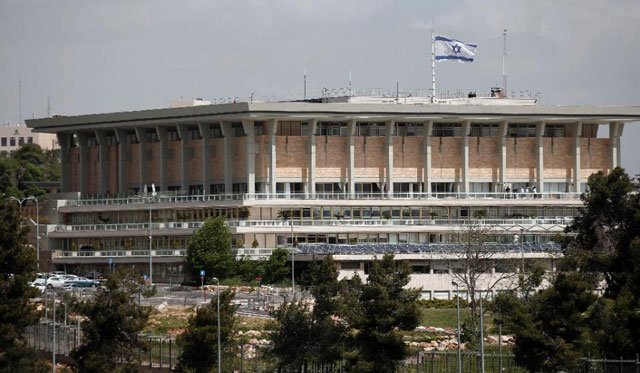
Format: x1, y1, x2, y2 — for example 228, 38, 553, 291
9, 196, 40, 268
212, 277, 221, 373
290, 220, 295, 300
136, 193, 156, 284
452, 280, 462, 373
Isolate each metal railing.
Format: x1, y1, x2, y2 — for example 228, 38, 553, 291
50, 217, 573, 234
62, 191, 583, 207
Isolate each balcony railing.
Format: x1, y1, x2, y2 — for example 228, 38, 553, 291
51, 217, 573, 233
53, 249, 187, 258
63, 191, 583, 207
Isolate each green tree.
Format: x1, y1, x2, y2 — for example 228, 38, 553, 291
342, 254, 420, 372
0, 143, 60, 198
71, 269, 151, 373
177, 289, 237, 373
271, 302, 314, 372
262, 248, 289, 284
186, 217, 235, 281
0, 201, 43, 371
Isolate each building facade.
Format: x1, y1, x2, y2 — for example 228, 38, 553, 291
0, 123, 58, 152
26, 96, 640, 298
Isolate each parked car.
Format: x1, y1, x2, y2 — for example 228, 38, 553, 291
83, 272, 103, 280
31, 278, 46, 292
45, 276, 72, 289
66, 277, 100, 288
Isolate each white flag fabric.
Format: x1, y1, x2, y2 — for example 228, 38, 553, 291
435, 35, 477, 63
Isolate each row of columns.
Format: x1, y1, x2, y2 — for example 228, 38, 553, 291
57, 120, 625, 195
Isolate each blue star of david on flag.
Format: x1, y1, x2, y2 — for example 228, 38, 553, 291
435, 35, 477, 62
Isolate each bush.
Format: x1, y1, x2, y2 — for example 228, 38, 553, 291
418, 298, 469, 309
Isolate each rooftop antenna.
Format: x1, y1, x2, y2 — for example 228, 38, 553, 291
348, 69, 352, 97
303, 56, 307, 100
18, 80, 22, 124
503, 29, 508, 97
47, 96, 51, 117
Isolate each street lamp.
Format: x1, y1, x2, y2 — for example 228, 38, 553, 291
9, 196, 40, 268
290, 220, 295, 300
136, 192, 156, 284
211, 277, 221, 373
452, 280, 462, 373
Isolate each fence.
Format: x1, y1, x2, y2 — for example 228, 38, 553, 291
25, 324, 640, 372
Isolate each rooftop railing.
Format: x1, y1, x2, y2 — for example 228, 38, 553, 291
50, 217, 573, 233
63, 191, 583, 208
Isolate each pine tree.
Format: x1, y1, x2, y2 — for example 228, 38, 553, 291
186, 216, 235, 281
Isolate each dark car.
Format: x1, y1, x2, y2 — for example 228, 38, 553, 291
82, 272, 103, 280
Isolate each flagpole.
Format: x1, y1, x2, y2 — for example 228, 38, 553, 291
431, 28, 436, 103
502, 29, 508, 97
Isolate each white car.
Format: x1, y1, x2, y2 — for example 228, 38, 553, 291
31, 278, 46, 292
45, 276, 72, 289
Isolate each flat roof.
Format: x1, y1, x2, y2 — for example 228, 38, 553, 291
26, 101, 640, 133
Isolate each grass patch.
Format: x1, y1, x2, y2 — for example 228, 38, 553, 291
419, 307, 471, 329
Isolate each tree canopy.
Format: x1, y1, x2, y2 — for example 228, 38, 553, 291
0, 143, 60, 198
493, 167, 640, 370
0, 201, 42, 371
186, 216, 235, 281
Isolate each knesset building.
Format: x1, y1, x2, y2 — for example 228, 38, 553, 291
27, 94, 640, 298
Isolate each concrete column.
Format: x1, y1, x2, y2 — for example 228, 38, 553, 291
56, 133, 72, 192
156, 126, 168, 192
197, 123, 210, 193
176, 125, 189, 192
423, 121, 433, 194
571, 122, 583, 192
114, 129, 128, 193
609, 122, 624, 169
499, 121, 508, 188
536, 122, 546, 192
461, 121, 471, 193
268, 119, 278, 195
220, 122, 232, 194
75, 132, 89, 195
134, 127, 147, 192
242, 120, 256, 195
347, 119, 357, 197
94, 130, 108, 194
308, 119, 318, 196
386, 120, 395, 197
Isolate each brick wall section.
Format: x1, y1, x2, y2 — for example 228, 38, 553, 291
431, 137, 462, 179
276, 136, 308, 178
468, 137, 499, 179
187, 140, 202, 183
210, 138, 225, 182
88, 147, 98, 194
107, 145, 119, 193
544, 138, 573, 179
354, 137, 385, 178
69, 147, 79, 192
581, 138, 611, 178
255, 135, 268, 179
147, 142, 160, 184
127, 144, 140, 186
232, 138, 246, 180
393, 137, 422, 179
505, 138, 536, 179
316, 137, 348, 179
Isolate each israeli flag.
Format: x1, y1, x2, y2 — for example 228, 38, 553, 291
435, 35, 477, 62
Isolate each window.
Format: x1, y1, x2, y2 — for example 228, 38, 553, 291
18, 137, 24, 145
508, 124, 536, 137
106, 134, 117, 145
145, 129, 159, 143
27, 137, 33, 144
168, 129, 180, 141
87, 136, 98, 147
188, 126, 202, 140
277, 121, 303, 136
9, 137, 16, 146
254, 122, 265, 136
1, 137, 6, 146
395, 122, 424, 136
126, 131, 139, 144
356, 122, 386, 136
231, 122, 245, 137
316, 122, 348, 136
545, 124, 565, 138
432, 123, 462, 137
210, 123, 223, 138
470, 123, 499, 137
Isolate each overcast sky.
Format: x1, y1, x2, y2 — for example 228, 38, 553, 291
1, 1, 639, 173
